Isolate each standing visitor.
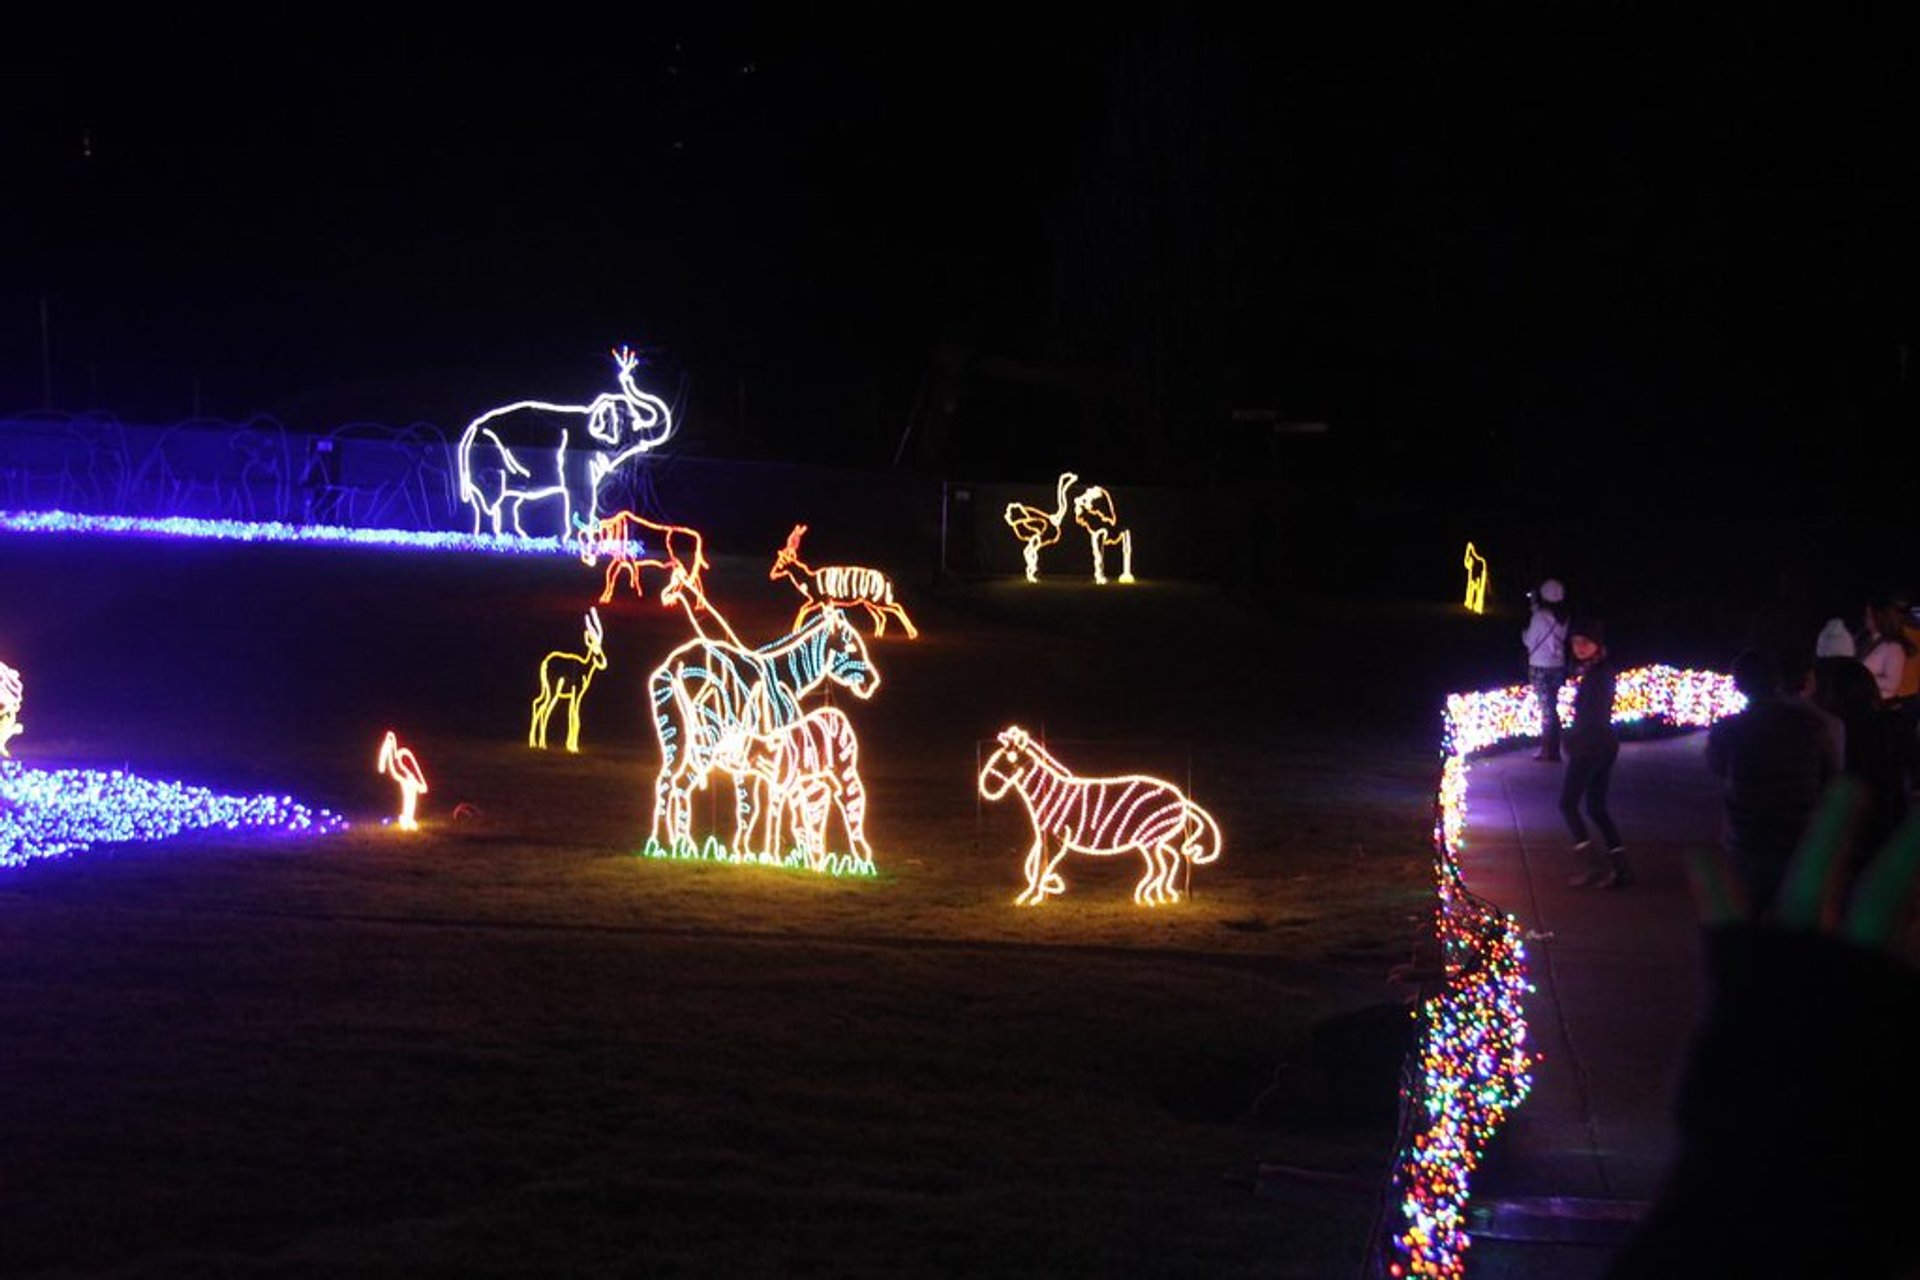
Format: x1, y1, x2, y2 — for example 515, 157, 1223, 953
1706, 649, 1842, 918
1562, 618, 1629, 889
1523, 578, 1570, 762
1858, 598, 1912, 706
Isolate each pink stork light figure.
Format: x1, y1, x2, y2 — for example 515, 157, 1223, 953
377, 730, 429, 831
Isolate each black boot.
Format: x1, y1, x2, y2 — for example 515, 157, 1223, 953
1596, 847, 1632, 890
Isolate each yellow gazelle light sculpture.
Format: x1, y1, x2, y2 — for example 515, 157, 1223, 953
1071, 484, 1135, 584
1, 660, 22, 756
770, 524, 919, 638
377, 729, 429, 831
976, 725, 1222, 906
1462, 541, 1490, 614
529, 607, 607, 753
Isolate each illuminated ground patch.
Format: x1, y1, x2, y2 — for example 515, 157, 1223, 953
0, 761, 348, 868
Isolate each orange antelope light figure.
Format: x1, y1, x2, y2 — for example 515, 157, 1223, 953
1071, 484, 1135, 585
376, 730, 429, 831
1, 660, 22, 756
977, 726, 1222, 906
1462, 541, 1490, 614
770, 524, 919, 639
1003, 471, 1078, 583
578, 510, 741, 646
529, 608, 607, 753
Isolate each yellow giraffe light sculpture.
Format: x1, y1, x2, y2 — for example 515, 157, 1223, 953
1, 661, 22, 757
529, 607, 607, 753
377, 729, 429, 831
977, 726, 1222, 906
1462, 541, 1489, 614
1071, 484, 1135, 585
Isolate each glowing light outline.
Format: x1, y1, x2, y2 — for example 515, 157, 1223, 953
976, 725, 1222, 906
1071, 485, 1135, 585
1004, 471, 1078, 583
719, 704, 876, 872
770, 524, 920, 638
0, 509, 573, 556
0, 661, 21, 757
646, 606, 879, 861
1462, 541, 1489, 613
529, 608, 607, 753
454, 346, 676, 538
376, 729, 429, 831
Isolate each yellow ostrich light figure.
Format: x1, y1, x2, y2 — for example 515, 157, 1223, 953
529, 608, 607, 753
0, 661, 22, 756
770, 524, 919, 638
977, 725, 1222, 906
1071, 484, 1135, 584
1462, 541, 1489, 614
376, 730, 429, 831
1003, 471, 1077, 583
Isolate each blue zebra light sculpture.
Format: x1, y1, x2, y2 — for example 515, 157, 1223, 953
645, 606, 880, 866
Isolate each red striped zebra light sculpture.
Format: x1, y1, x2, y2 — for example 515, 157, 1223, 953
977, 725, 1222, 906
770, 524, 919, 639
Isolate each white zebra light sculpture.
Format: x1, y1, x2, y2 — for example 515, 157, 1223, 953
770, 524, 919, 638
647, 606, 880, 862
977, 725, 1222, 906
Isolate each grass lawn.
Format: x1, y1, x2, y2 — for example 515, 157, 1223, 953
1, 532, 1478, 1278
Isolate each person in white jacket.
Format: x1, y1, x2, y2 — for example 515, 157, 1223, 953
1523, 578, 1571, 762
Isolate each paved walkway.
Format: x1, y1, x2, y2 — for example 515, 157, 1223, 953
1451, 731, 1726, 1279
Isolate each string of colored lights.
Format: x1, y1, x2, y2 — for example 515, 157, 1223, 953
1384, 663, 1745, 1279
0, 508, 587, 556
1, 760, 347, 868
637, 833, 878, 878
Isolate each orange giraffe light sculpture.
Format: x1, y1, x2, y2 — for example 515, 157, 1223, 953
977, 726, 1222, 906
578, 509, 743, 646
1004, 471, 1078, 583
1462, 541, 1489, 614
376, 729, 429, 831
1, 661, 22, 757
1071, 484, 1135, 585
770, 524, 919, 638
529, 607, 607, 753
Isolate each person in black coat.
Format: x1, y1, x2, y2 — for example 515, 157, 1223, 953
1562, 618, 1629, 889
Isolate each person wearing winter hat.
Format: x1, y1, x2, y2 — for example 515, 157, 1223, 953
1522, 579, 1570, 762
1562, 617, 1630, 888
1814, 617, 1856, 659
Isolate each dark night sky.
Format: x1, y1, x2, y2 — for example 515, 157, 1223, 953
3, 8, 1914, 509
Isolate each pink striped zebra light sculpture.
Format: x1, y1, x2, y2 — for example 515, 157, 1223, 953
718, 705, 875, 872
977, 725, 1222, 906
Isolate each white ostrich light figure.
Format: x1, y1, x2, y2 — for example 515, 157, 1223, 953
1003, 471, 1078, 583
1071, 484, 1134, 585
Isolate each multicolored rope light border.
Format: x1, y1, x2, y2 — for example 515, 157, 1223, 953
1383, 663, 1744, 1279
